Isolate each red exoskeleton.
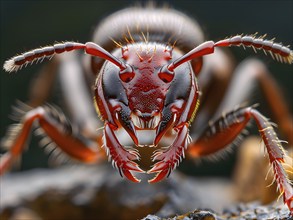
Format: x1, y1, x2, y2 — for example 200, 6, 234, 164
1, 7, 293, 213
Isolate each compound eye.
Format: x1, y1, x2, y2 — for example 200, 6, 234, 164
119, 64, 135, 83
158, 65, 174, 83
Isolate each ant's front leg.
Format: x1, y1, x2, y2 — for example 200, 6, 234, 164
24, 52, 101, 141
214, 58, 293, 145
0, 105, 103, 175
188, 106, 293, 214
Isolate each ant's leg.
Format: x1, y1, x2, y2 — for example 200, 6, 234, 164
188, 106, 293, 213
27, 52, 101, 140
27, 57, 60, 108
190, 58, 292, 212
233, 136, 293, 205
1, 57, 62, 173
213, 58, 292, 145
0, 106, 103, 175
192, 48, 235, 135
3, 53, 102, 169
57, 52, 102, 140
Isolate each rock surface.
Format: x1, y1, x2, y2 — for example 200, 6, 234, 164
143, 205, 291, 220
0, 165, 290, 220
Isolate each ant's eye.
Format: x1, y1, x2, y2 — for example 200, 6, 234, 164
158, 65, 174, 83
119, 64, 135, 83
120, 71, 135, 83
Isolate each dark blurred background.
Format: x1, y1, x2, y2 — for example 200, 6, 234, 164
1, 0, 292, 177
